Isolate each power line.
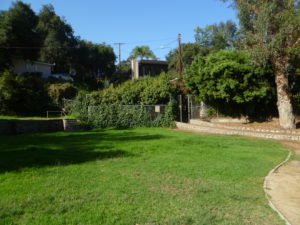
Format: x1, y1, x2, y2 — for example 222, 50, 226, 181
178, 33, 183, 78
125, 37, 175, 45
0, 37, 177, 49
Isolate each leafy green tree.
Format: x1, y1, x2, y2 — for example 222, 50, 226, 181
185, 50, 274, 116
72, 40, 116, 86
0, 1, 39, 71
220, 0, 300, 129
129, 46, 157, 60
194, 20, 238, 51
166, 43, 207, 71
111, 60, 131, 84
37, 4, 77, 73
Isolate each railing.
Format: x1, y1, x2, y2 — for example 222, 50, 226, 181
46, 111, 66, 118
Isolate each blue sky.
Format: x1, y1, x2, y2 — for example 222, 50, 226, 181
0, 0, 237, 61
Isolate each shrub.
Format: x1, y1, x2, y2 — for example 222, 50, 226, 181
0, 70, 51, 116
89, 74, 174, 106
87, 104, 175, 129
47, 83, 78, 105
185, 50, 276, 117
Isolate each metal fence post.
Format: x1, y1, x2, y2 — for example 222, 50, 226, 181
179, 95, 183, 122
187, 95, 190, 122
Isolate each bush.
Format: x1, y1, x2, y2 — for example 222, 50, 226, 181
0, 70, 52, 116
48, 83, 78, 105
66, 96, 176, 129
185, 50, 276, 117
89, 73, 174, 106
87, 104, 175, 129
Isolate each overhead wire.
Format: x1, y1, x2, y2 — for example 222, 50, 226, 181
0, 37, 177, 49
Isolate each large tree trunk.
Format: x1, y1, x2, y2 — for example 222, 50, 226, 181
274, 59, 296, 129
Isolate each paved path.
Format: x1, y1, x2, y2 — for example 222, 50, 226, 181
176, 121, 300, 225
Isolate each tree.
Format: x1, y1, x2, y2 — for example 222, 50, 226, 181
194, 20, 238, 52
221, 0, 300, 129
185, 50, 274, 116
72, 40, 116, 86
0, 1, 39, 71
129, 46, 157, 60
37, 4, 77, 73
166, 43, 207, 71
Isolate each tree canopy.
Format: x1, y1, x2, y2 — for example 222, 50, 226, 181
129, 46, 157, 60
220, 0, 300, 128
37, 4, 77, 73
185, 50, 273, 105
0, 1, 39, 70
166, 43, 206, 70
0, 2, 116, 89
194, 20, 238, 51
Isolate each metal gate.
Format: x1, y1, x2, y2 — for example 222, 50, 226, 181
178, 95, 207, 122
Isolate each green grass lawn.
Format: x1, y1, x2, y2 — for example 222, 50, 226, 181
0, 128, 287, 225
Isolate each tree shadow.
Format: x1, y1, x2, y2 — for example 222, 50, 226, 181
0, 130, 165, 173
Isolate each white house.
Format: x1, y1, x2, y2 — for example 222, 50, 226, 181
12, 59, 55, 78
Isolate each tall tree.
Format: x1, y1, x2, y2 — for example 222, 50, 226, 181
37, 4, 77, 73
129, 46, 157, 60
221, 0, 300, 129
72, 40, 116, 83
0, 1, 39, 71
194, 20, 238, 51
166, 43, 207, 71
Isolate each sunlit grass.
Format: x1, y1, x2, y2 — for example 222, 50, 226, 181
0, 128, 287, 225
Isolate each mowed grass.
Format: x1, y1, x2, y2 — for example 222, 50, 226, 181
0, 128, 287, 225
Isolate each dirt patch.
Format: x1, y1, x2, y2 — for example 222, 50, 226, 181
266, 160, 300, 225
266, 141, 300, 225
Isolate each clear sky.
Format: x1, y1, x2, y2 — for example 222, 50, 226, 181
0, 0, 237, 61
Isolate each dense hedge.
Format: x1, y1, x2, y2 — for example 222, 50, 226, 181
0, 71, 51, 116
66, 93, 176, 129
0, 70, 80, 116
87, 103, 175, 129
89, 73, 175, 105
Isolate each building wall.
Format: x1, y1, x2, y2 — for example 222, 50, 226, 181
13, 59, 52, 78
131, 60, 168, 79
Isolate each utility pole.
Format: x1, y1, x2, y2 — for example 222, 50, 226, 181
114, 43, 125, 66
177, 33, 183, 78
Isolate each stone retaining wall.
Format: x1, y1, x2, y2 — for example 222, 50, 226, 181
176, 122, 300, 141
190, 119, 300, 135
0, 119, 80, 135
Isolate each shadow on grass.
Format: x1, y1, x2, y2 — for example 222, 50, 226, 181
0, 130, 165, 173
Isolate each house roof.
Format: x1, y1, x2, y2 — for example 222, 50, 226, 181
31, 61, 55, 66
13, 57, 55, 66
134, 60, 168, 65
